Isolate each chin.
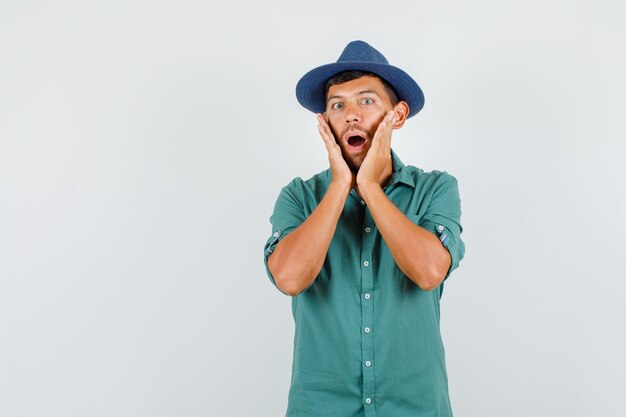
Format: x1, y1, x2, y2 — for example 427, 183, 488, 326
348, 161, 362, 173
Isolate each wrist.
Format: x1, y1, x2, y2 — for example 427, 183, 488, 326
329, 179, 352, 194
357, 181, 382, 203
356, 178, 380, 191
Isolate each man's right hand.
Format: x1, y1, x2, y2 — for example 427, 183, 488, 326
316, 113, 354, 187
267, 115, 353, 296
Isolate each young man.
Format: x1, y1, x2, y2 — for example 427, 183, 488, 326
263, 40, 465, 417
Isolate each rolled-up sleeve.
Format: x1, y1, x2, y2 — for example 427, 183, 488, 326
263, 178, 307, 294
415, 173, 465, 281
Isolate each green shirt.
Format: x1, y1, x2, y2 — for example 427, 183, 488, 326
264, 149, 465, 417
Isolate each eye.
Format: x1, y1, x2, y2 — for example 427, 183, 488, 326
362, 98, 374, 105
331, 102, 343, 110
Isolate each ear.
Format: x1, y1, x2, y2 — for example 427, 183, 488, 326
391, 101, 409, 129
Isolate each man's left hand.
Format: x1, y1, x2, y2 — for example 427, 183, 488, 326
356, 111, 395, 188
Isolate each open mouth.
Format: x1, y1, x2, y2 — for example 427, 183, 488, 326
347, 135, 366, 147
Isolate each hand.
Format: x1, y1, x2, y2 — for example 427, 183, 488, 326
356, 111, 395, 188
316, 113, 354, 187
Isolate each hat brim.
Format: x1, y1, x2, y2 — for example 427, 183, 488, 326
295, 61, 424, 118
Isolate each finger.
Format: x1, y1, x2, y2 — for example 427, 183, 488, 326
316, 114, 333, 136
317, 124, 334, 151
375, 111, 394, 136
316, 114, 331, 139
316, 114, 338, 152
379, 111, 395, 152
316, 113, 329, 126
317, 124, 335, 150
372, 111, 394, 150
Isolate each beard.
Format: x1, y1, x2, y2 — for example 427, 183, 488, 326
340, 145, 368, 173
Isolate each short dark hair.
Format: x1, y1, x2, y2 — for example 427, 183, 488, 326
325, 70, 399, 107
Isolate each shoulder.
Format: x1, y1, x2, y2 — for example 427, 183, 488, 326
403, 163, 459, 190
280, 168, 331, 194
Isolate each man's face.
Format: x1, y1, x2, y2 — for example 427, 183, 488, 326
324, 75, 396, 172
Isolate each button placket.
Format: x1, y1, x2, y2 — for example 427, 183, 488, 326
360, 210, 376, 415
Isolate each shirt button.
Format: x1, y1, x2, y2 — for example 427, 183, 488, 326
365, 360, 372, 367
364, 327, 371, 333
365, 398, 372, 404
363, 261, 369, 267
273, 231, 280, 237
360, 200, 365, 206
364, 293, 371, 300
438, 225, 444, 232
365, 227, 371, 233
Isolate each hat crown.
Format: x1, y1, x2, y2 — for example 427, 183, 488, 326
337, 40, 389, 65
295, 40, 424, 118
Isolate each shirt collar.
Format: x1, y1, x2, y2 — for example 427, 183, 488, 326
322, 148, 415, 189
389, 148, 416, 188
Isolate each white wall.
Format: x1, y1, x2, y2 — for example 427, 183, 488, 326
1, 1, 625, 416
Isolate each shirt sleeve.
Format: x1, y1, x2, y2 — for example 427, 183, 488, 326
414, 172, 465, 281
263, 178, 308, 295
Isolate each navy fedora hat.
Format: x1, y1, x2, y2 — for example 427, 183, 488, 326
295, 40, 425, 118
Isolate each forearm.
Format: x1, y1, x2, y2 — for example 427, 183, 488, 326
359, 183, 451, 290
268, 181, 351, 296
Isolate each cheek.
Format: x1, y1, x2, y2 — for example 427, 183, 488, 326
369, 112, 388, 131
365, 106, 386, 119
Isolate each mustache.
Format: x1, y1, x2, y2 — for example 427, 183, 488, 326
341, 125, 369, 141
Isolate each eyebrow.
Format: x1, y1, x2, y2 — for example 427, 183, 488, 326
327, 90, 381, 101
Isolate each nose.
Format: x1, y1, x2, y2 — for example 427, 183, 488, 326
344, 101, 361, 124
